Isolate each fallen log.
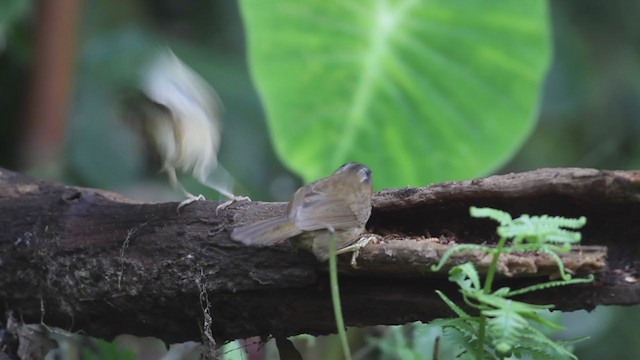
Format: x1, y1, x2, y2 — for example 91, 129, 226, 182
1, 167, 638, 343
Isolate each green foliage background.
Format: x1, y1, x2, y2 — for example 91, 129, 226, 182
1, 0, 640, 359
241, 0, 550, 188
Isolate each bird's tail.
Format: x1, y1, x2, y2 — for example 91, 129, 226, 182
231, 216, 302, 246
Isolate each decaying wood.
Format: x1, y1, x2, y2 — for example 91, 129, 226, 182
346, 238, 606, 278
1, 167, 639, 344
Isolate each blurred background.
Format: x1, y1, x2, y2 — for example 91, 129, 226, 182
1, 0, 639, 359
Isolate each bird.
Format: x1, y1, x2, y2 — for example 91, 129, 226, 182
124, 48, 249, 212
231, 162, 373, 261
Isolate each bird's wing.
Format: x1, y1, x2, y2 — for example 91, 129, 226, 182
231, 216, 301, 245
289, 186, 360, 231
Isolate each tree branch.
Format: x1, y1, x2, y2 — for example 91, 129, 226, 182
1, 167, 638, 343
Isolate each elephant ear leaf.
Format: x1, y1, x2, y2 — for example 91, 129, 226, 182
240, 1, 551, 189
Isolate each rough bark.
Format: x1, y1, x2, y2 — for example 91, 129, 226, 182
1, 167, 639, 344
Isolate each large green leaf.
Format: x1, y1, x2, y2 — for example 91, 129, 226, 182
241, 0, 550, 189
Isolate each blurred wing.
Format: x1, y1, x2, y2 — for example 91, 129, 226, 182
289, 187, 360, 231
231, 216, 301, 246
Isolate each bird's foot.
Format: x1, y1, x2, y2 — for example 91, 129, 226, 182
176, 194, 206, 213
336, 235, 378, 268
215, 195, 251, 215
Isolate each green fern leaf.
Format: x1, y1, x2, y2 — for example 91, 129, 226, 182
470, 207, 512, 225
518, 325, 578, 359
431, 244, 489, 272
435, 290, 473, 319
484, 302, 528, 355
507, 274, 594, 297
449, 263, 482, 291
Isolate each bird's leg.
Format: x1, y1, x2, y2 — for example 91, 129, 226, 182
202, 180, 250, 214
214, 194, 251, 215
166, 167, 205, 213
177, 194, 206, 212
336, 235, 378, 268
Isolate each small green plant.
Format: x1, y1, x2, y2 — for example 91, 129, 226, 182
328, 234, 352, 360
430, 207, 594, 359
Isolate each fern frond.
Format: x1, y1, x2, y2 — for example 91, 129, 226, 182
431, 207, 589, 360
433, 318, 479, 340
518, 325, 578, 359
497, 213, 586, 250
533, 215, 586, 229
431, 244, 489, 272
519, 310, 564, 331
475, 293, 553, 313
470, 206, 513, 225
512, 346, 571, 360
491, 287, 511, 297
436, 290, 473, 319
449, 263, 482, 291
435, 319, 495, 360
507, 274, 594, 297
540, 247, 572, 280
484, 304, 528, 356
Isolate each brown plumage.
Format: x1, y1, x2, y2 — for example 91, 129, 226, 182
231, 163, 373, 260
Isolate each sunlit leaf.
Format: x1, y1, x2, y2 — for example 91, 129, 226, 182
241, 0, 550, 188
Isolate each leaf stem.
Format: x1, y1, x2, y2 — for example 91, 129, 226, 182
483, 236, 508, 294
477, 236, 508, 357
329, 234, 352, 360
476, 315, 487, 358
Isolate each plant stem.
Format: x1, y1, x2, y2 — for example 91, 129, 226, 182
477, 315, 486, 358
483, 236, 508, 294
477, 236, 508, 357
329, 234, 352, 360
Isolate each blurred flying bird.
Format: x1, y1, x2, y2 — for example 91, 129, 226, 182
124, 49, 249, 212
